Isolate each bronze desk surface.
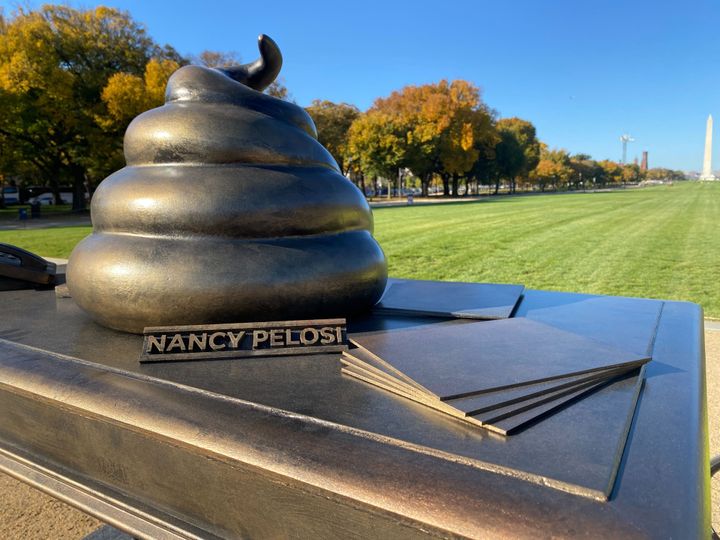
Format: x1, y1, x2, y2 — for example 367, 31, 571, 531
0, 286, 710, 539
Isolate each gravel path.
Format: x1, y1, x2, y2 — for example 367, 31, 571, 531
0, 473, 100, 538
0, 213, 91, 230
707, 327, 720, 533
1, 328, 719, 539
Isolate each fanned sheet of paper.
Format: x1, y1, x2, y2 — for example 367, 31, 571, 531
373, 279, 525, 320
343, 317, 649, 435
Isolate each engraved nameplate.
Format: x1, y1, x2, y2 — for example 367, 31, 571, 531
140, 318, 347, 363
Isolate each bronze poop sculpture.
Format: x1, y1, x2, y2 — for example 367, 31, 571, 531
67, 35, 387, 334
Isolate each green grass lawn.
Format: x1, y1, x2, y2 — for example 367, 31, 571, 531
0, 225, 90, 258
2, 182, 719, 316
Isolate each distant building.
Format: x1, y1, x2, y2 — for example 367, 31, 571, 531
640, 151, 648, 171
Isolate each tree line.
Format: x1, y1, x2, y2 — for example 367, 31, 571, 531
0, 5, 685, 210
308, 92, 685, 198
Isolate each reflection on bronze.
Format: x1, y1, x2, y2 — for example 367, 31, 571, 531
67, 35, 387, 333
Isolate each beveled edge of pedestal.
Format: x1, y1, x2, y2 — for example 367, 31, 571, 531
0, 334, 651, 539
0, 446, 199, 540
0, 337, 602, 498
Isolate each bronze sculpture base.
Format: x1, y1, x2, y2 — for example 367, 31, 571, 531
0, 282, 710, 538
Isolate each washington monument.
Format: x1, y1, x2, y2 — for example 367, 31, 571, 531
700, 114, 717, 180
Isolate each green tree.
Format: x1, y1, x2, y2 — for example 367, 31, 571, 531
493, 127, 523, 194
621, 163, 641, 183
441, 103, 497, 196
0, 5, 181, 209
467, 132, 499, 195
306, 100, 360, 174
495, 117, 541, 193
568, 154, 595, 190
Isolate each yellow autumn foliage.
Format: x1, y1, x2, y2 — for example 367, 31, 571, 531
99, 58, 179, 129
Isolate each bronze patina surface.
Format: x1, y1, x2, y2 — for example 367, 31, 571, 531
66, 35, 387, 333
0, 285, 710, 538
348, 317, 651, 399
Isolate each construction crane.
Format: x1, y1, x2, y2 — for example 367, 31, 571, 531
620, 134, 635, 164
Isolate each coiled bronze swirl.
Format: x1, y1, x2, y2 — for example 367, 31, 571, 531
67, 35, 387, 333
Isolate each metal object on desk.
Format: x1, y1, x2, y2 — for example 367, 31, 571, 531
66, 34, 387, 334
0, 243, 56, 290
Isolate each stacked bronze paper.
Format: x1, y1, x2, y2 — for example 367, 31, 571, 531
344, 280, 652, 435
373, 278, 525, 319
67, 36, 387, 333
343, 317, 650, 435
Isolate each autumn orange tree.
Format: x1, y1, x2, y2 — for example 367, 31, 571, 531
596, 160, 623, 185
644, 167, 684, 182
0, 5, 181, 209
621, 163, 641, 183
347, 80, 497, 196
532, 147, 573, 191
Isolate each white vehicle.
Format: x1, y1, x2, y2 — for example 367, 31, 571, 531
2, 187, 20, 204
29, 192, 73, 205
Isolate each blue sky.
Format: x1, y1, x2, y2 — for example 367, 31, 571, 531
2, 0, 718, 171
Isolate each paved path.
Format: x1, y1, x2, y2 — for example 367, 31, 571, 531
706, 319, 720, 331
706, 326, 720, 532
368, 186, 643, 208
0, 215, 90, 231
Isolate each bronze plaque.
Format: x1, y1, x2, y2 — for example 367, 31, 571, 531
140, 318, 347, 362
